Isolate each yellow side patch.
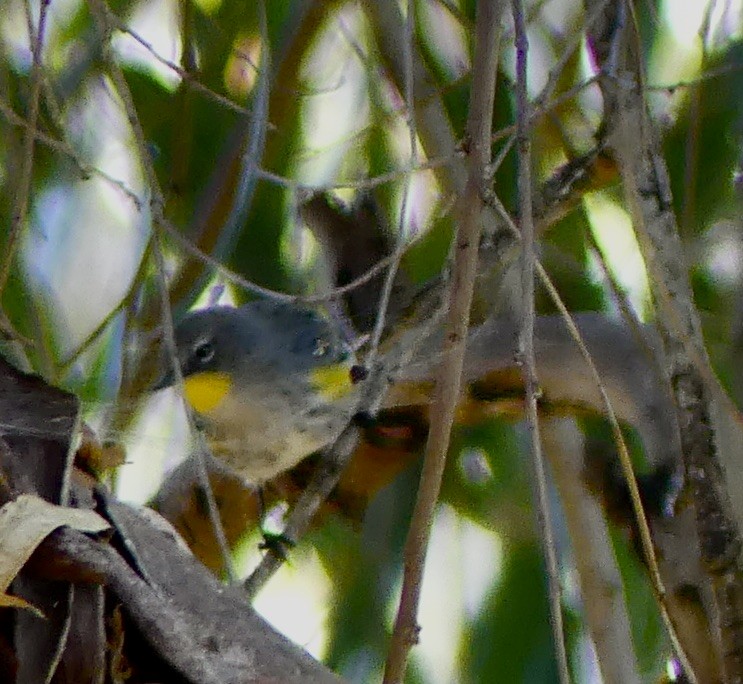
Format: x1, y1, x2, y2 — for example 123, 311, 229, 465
310, 364, 353, 401
183, 372, 232, 414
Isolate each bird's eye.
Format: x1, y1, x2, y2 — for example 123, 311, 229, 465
194, 340, 214, 363
312, 338, 330, 357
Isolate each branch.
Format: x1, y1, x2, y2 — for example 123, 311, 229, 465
0, 0, 50, 338
0, 353, 340, 683
541, 418, 641, 684
362, 0, 466, 196
512, 0, 570, 680
586, 4, 743, 679
87, 0, 237, 581
382, 1, 505, 680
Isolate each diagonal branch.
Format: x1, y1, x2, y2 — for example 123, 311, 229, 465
382, 1, 505, 681
587, 2, 743, 680
86, 0, 239, 583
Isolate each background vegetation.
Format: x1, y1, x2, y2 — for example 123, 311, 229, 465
2, 0, 743, 682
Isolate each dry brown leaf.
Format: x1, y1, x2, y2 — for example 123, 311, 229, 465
0, 494, 110, 614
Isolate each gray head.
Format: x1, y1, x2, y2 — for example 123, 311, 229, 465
156, 300, 357, 391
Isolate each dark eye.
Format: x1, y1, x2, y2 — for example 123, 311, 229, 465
312, 338, 330, 357
194, 340, 214, 363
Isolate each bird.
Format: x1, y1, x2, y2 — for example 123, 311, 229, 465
154, 299, 363, 483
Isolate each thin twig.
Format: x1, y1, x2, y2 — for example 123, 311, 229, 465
589, 2, 743, 678
645, 61, 743, 92
484, 3, 610, 190
243, 425, 361, 596
484, 185, 694, 673
535, 261, 695, 679
208, 0, 270, 260
512, 1, 570, 681
383, 2, 504, 681
109, 15, 258, 117
87, 0, 237, 583
153, 229, 238, 583
159, 218, 294, 301
533, 0, 612, 115
57, 244, 152, 371
585, 228, 662, 378
244, 297, 444, 597
495, 193, 669, 588
0, 96, 145, 209
0, 0, 50, 297
365, 0, 418, 369
161, 214, 427, 306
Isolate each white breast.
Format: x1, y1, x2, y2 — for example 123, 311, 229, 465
198, 390, 345, 483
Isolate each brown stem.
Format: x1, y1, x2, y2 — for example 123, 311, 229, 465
382, 1, 505, 681
512, 0, 571, 680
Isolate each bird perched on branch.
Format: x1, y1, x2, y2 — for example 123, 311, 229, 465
151, 307, 687, 571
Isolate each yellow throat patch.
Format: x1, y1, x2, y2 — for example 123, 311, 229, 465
310, 363, 353, 401
183, 371, 232, 414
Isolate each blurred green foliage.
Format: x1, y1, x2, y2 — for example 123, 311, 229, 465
2, 0, 743, 681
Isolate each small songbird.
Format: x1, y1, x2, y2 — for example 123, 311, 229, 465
155, 299, 363, 483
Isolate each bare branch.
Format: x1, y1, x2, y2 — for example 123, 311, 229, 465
383, 1, 505, 680
512, 0, 570, 680
87, 0, 238, 583
587, 3, 743, 679
0, 0, 50, 300
542, 418, 641, 684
